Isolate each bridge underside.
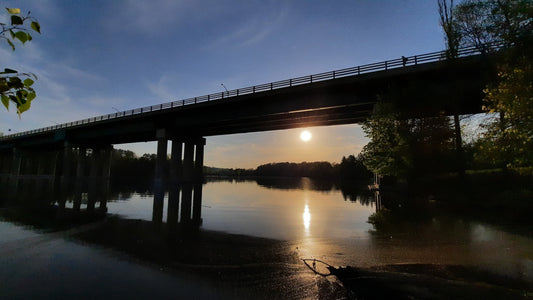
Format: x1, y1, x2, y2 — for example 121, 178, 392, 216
0, 54, 494, 150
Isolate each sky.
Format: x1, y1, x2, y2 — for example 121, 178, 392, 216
0, 0, 449, 169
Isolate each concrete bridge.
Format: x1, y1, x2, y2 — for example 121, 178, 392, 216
0, 45, 498, 220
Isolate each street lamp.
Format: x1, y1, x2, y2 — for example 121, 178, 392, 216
221, 84, 229, 96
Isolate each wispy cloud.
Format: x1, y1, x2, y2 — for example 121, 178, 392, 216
102, 0, 223, 35
207, 6, 290, 49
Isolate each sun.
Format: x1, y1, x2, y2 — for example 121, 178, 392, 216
300, 130, 312, 142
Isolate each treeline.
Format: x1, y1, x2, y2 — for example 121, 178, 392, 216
110, 151, 157, 185
206, 154, 372, 181
254, 155, 372, 180
110, 149, 372, 182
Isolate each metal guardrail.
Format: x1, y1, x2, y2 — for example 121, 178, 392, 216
0, 44, 500, 141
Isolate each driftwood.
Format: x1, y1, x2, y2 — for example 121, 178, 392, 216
303, 260, 533, 299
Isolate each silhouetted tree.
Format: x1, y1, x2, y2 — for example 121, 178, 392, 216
452, 0, 533, 168
338, 154, 372, 180
362, 102, 456, 180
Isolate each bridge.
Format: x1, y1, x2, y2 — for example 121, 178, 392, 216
0, 45, 498, 220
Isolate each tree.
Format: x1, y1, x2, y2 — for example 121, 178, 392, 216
439, 0, 467, 177
1, 8, 41, 116
452, 0, 533, 168
453, 0, 533, 54
478, 59, 533, 168
338, 154, 372, 180
361, 102, 412, 178
453, 0, 495, 53
438, 0, 461, 59
362, 101, 456, 180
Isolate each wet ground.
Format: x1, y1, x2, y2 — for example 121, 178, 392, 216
0, 215, 342, 299
2, 213, 532, 299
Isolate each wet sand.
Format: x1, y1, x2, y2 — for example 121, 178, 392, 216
2, 212, 533, 299
0, 216, 345, 299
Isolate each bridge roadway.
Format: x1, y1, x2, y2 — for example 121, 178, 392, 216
0, 45, 497, 149
0, 46, 498, 208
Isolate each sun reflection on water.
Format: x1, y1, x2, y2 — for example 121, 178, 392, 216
303, 204, 311, 235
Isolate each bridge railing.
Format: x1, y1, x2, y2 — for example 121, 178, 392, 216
1, 43, 502, 141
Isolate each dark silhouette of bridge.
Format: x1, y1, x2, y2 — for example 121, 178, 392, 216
0, 45, 499, 220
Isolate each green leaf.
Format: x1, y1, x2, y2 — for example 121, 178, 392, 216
1, 95, 9, 110
8, 77, 23, 88
27, 91, 36, 101
0, 78, 8, 93
27, 33, 32, 41
9, 29, 15, 39
17, 99, 31, 114
11, 15, 23, 25
7, 39, 15, 51
2, 68, 18, 74
23, 78, 34, 87
14, 31, 28, 44
31, 21, 40, 34
6, 8, 21, 14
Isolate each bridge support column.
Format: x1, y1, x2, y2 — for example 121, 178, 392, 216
73, 147, 87, 211
180, 183, 192, 223
153, 129, 168, 223
11, 148, 22, 179
170, 139, 183, 183
87, 148, 101, 212
60, 142, 73, 186
183, 141, 194, 182
151, 131, 206, 226
167, 185, 181, 226
33, 153, 46, 202
99, 146, 112, 212
194, 138, 205, 181
192, 183, 203, 225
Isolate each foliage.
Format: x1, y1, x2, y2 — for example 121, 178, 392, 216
338, 154, 373, 180
361, 103, 411, 178
362, 102, 456, 179
453, 0, 533, 53
453, 0, 495, 52
1, 8, 41, 116
450, 0, 533, 168
477, 60, 533, 167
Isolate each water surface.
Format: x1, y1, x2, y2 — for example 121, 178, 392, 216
2, 177, 533, 298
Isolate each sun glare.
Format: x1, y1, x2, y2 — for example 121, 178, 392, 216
300, 130, 312, 142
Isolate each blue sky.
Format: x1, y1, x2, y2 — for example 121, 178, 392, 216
1, 0, 448, 168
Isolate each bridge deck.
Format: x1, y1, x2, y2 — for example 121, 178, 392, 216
0, 44, 499, 149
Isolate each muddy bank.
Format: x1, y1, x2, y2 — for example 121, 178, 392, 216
2, 207, 532, 299
71, 217, 533, 299
71, 216, 339, 299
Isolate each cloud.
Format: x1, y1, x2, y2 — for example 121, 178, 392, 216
147, 74, 176, 100
102, 0, 223, 35
207, 6, 289, 49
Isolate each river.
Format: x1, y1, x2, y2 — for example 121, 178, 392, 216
1, 177, 532, 298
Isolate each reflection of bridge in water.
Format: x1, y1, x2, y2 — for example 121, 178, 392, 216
1, 177, 205, 227
0, 176, 380, 228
